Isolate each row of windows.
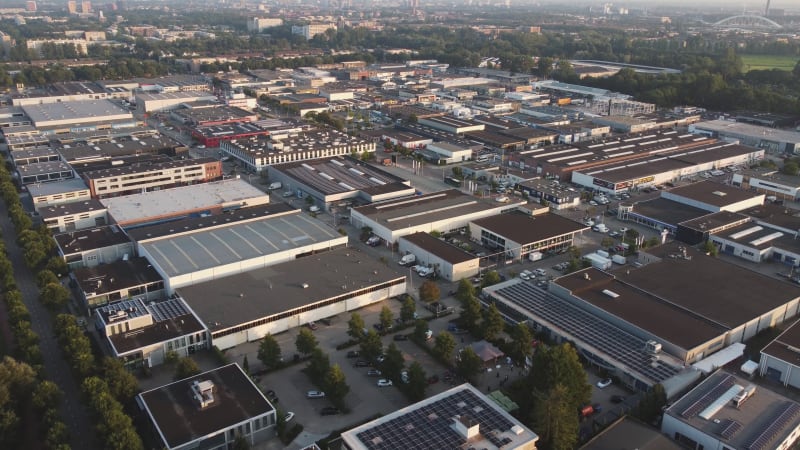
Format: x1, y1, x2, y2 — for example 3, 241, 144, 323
212, 278, 405, 339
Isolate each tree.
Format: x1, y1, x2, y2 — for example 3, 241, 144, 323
482, 303, 505, 341
455, 347, 483, 383
460, 295, 482, 333
455, 278, 476, 304
379, 305, 394, 332
633, 383, 667, 424
307, 348, 330, 383
419, 280, 440, 303
433, 331, 457, 361
532, 384, 579, 450
529, 344, 591, 413
324, 364, 350, 408
481, 270, 501, 288
508, 323, 534, 366
783, 161, 799, 176
295, 328, 318, 356
413, 319, 430, 341
382, 342, 405, 381
405, 361, 427, 401
100, 357, 139, 402
174, 357, 200, 381
703, 239, 719, 257
400, 296, 416, 323
39, 282, 70, 310
257, 334, 283, 369
360, 329, 384, 363
31, 380, 62, 412
347, 312, 366, 341
242, 355, 250, 374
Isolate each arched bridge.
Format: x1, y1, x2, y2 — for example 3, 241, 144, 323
714, 15, 782, 30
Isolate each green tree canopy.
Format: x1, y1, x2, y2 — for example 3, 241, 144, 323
481, 271, 501, 288
257, 334, 282, 369
324, 364, 350, 409
307, 348, 330, 383
295, 328, 318, 356
455, 278, 476, 304
433, 331, 457, 361
360, 329, 384, 363
174, 357, 200, 381
529, 343, 591, 412
381, 342, 405, 381
460, 295, 482, 333
508, 322, 534, 366
532, 383, 579, 450
456, 347, 483, 383
379, 305, 394, 332
405, 361, 427, 401
347, 312, 366, 341
481, 303, 505, 341
419, 280, 440, 303
400, 296, 417, 323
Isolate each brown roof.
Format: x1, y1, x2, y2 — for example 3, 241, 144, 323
664, 180, 762, 208
471, 212, 588, 245
762, 319, 800, 365
400, 232, 477, 264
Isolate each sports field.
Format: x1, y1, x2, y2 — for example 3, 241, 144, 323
740, 54, 798, 72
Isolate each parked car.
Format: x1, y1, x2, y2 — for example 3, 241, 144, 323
367, 369, 382, 377
393, 334, 408, 341
320, 406, 340, 416
534, 268, 547, 276
596, 378, 612, 389
354, 359, 370, 367
284, 412, 295, 423
519, 270, 532, 281
306, 390, 326, 398
346, 350, 360, 358
610, 395, 626, 404
377, 379, 393, 387
265, 390, 278, 403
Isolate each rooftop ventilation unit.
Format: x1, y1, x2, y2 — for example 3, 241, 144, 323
732, 385, 756, 408
601, 289, 619, 299
644, 340, 662, 355
191, 380, 216, 409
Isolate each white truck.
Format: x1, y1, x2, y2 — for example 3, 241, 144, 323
584, 253, 612, 270
398, 254, 416, 266
268, 181, 282, 190
612, 254, 627, 265
528, 251, 543, 262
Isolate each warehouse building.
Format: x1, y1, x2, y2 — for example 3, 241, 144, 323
709, 221, 800, 264
170, 105, 257, 126
95, 297, 207, 369
17, 161, 74, 185
20, 99, 134, 129
760, 320, 800, 389
662, 370, 800, 450
690, 119, 800, 154
418, 116, 485, 134
138, 208, 347, 292
8, 146, 60, 166
674, 211, 751, 246
424, 141, 474, 164
176, 248, 406, 350
28, 178, 91, 210
398, 232, 480, 281
55, 134, 186, 163
191, 121, 271, 148
41, 199, 108, 232
135, 91, 217, 113
351, 189, 525, 244
469, 212, 589, 260
72, 257, 165, 311
82, 157, 222, 198
101, 178, 269, 228
55, 225, 134, 269
138, 364, 276, 450
268, 156, 414, 211
341, 384, 538, 450
517, 179, 582, 210
732, 168, 800, 201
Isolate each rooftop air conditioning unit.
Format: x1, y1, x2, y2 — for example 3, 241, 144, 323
644, 340, 662, 355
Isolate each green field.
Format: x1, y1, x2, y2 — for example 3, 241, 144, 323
740, 54, 798, 72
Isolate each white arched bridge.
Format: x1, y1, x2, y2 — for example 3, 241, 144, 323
714, 15, 782, 30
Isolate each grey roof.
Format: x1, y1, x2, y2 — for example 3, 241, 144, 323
400, 232, 477, 264
664, 180, 762, 208
693, 119, 800, 144
271, 156, 409, 196
141, 210, 344, 278
177, 247, 404, 332
54, 225, 131, 255
73, 257, 163, 296
27, 178, 89, 197
39, 199, 106, 219
580, 417, 680, 450
21, 99, 132, 123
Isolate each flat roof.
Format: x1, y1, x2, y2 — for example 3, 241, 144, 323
400, 232, 477, 264
742, 203, 800, 231
17, 160, 73, 177
21, 99, 132, 123
694, 119, 800, 144
620, 242, 800, 329
195, 121, 268, 138
762, 320, 800, 365
73, 257, 163, 296
54, 225, 131, 255
139, 364, 274, 449
126, 203, 296, 242
101, 178, 268, 226
679, 211, 750, 233
555, 268, 728, 350
177, 247, 404, 332
715, 222, 800, 253
664, 180, 762, 208
630, 197, 708, 226
271, 156, 409, 196
56, 135, 182, 162
353, 189, 523, 231
141, 209, 344, 278
27, 178, 89, 197
580, 417, 681, 450
472, 212, 589, 245
82, 157, 217, 179
39, 199, 106, 219
666, 370, 800, 450
486, 280, 684, 385
341, 383, 538, 450
737, 167, 800, 187
136, 91, 215, 101
518, 179, 582, 200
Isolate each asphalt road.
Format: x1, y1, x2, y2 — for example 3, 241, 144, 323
0, 201, 97, 450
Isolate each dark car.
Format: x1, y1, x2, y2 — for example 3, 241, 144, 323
610, 395, 626, 404
320, 406, 341, 416
346, 350, 360, 358
393, 334, 408, 341
265, 390, 279, 403
354, 359, 371, 367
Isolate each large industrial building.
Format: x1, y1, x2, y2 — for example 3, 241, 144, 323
82, 157, 222, 198
41, 199, 108, 232
690, 119, 800, 154
760, 320, 800, 390
268, 156, 414, 211
71, 257, 165, 311
351, 189, 525, 244
55, 225, 134, 269
469, 212, 589, 260
341, 383, 538, 450
137, 363, 276, 450
100, 178, 269, 228
137, 207, 347, 292
398, 232, 480, 281
176, 247, 406, 350
661, 371, 800, 450
483, 242, 800, 393
19, 99, 135, 130
732, 168, 800, 201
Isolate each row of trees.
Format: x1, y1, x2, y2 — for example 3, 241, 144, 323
0, 163, 71, 450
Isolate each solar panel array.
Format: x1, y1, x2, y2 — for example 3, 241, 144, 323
355, 389, 515, 450
148, 298, 191, 323
493, 282, 681, 384
718, 419, 742, 440
746, 402, 800, 450
680, 375, 735, 418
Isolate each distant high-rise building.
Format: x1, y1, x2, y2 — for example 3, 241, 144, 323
26, 1, 36, 11
67, 0, 77, 14
81, 0, 91, 14
247, 17, 283, 32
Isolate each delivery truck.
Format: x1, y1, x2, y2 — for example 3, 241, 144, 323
268, 181, 282, 190
398, 254, 416, 266
583, 253, 612, 270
